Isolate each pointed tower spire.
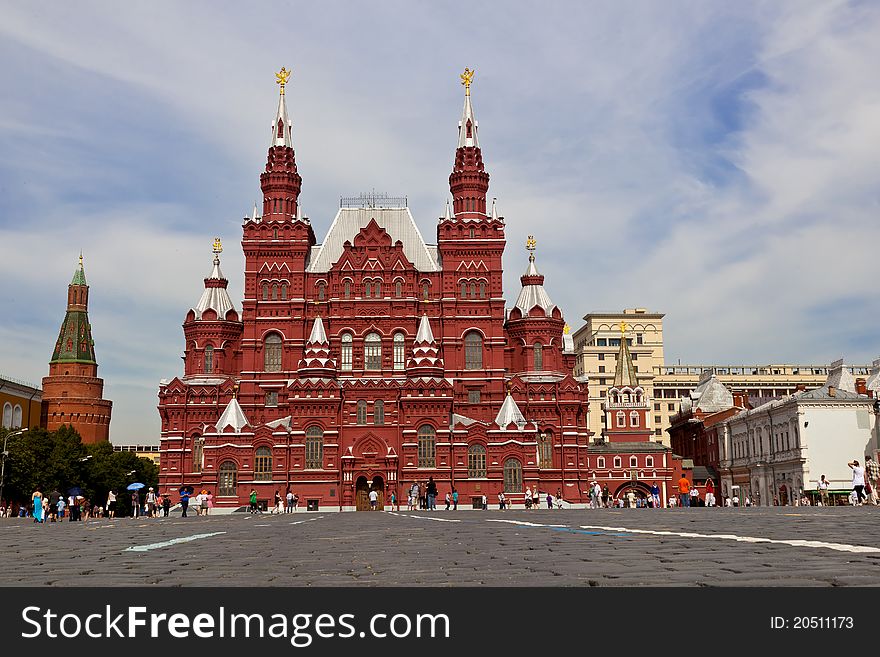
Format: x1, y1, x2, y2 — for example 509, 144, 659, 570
491, 197, 498, 221
513, 236, 558, 317
612, 322, 638, 388
297, 316, 337, 379
449, 67, 490, 220
52, 254, 96, 364
495, 390, 527, 430
444, 198, 453, 221
193, 238, 236, 320
406, 314, 444, 378
261, 66, 303, 222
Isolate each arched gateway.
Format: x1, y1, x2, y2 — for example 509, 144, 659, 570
355, 475, 385, 511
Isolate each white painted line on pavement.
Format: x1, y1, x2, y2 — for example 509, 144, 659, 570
124, 531, 226, 552
290, 515, 325, 525
486, 519, 569, 528
577, 524, 880, 554
387, 512, 460, 523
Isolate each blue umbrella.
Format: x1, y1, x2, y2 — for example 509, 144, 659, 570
127, 482, 145, 491
67, 487, 83, 496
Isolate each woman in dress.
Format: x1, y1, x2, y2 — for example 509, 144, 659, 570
32, 489, 44, 523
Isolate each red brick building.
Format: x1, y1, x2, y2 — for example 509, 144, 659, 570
157, 70, 593, 509
593, 323, 680, 506
41, 255, 113, 443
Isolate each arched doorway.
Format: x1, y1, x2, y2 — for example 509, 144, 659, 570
613, 482, 652, 507
355, 475, 385, 511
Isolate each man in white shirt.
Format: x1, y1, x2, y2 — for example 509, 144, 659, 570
848, 460, 866, 505
817, 475, 830, 506
368, 488, 379, 511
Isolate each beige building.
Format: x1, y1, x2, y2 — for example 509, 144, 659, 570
573, 310, 870, 445
113, 443, 161, 466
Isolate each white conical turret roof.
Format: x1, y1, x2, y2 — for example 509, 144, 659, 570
216, 396, 249, 433
194, 254, 236, 320
271, 80, 293, 148
495, 392, 527, 430
308, 316, 328, 345
457, 86, 479, 148
513, 252, 558, 318
415, 313, 435, 343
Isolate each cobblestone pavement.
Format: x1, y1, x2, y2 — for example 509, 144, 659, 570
2, 506, 880, 586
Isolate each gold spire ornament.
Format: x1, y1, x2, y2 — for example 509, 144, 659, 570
619, 321, 628, 334
275, 66, 292, 94
460, 67, 475, 96
563, 324, 571, 335
526, 235, 537, 261
212, 237, 223, 255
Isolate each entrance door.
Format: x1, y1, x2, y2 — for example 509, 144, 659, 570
371, 476, 385, 511
355, 476, 370, 511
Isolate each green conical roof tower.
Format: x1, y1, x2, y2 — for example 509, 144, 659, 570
50, 254, 96, 364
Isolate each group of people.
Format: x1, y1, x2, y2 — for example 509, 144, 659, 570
248, 488, 300, 514
14, 490, 103, 523
405, 478, 441, 511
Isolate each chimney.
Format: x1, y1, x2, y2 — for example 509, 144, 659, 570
856, 378, 867, 395
828, 385, 836, 398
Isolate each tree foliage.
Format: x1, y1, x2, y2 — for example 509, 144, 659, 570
0, 425, 158, 515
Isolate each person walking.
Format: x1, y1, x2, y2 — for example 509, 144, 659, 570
162, 493, 171, 517
524, 486, 532, 509
426, 477, 438, 510
444, 491, 451, 511
848, 459, 866, 506
498, 492, 506, 510
274, 490, 283, 514
546, 492, 553, 509
817, 475, 830, 506
601, 485, 610, 509
390, 490, 397, 511
650, 482, 661, 508
180, 488, 190, 517
452, 488, 458, 511
368, 488, 378, 511
481, 494, 487, 510
249, 489, 258, 514
689, 484, 700, 507
131, 491, 140, 518
705, 479, 716, 507
56, 496, 66, 521
864, 456, 880, 505
286, 489, 295, 514
106, 490, 117, 519
678, 474, 691, 508
146, 487, 158, 518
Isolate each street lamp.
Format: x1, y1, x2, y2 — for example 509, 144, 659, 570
0, 428, 29, 510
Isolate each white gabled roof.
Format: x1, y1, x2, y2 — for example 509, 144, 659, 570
216, 396, 249, 433
495, 393, 527, 430
307, 207, 440, 273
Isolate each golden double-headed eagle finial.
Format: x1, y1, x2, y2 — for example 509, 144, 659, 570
619, 321, 628, 335
213, 237, 223, 255
526, 235, 537, 252
563, 324, 571, 335
276, 66, 292, 94
460, 67, 475, 96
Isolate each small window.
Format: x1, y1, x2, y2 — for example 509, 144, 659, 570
479, 281, 486, 299
344, 280, 351, 299
204, 345, 214, 374
599, 366, 605, 373
395, 280, 402, 298
271, 284, 278, 301
281, 283, 287, 300
630, 411, 639, 427
468, 389, 481, 404
265, 391, 278, 407
364, 281, 372, 298
469, 227, 475, 238
317, 282, 325, 301
538, 432, 553, 469
393, 333, 405, 370
422, 282, 430, 300
596, 338, 607, 346
613, 456, 622, 468
461, 281, 467, 299
470, 282, 476, 299
254, 447, 272, 481
616, 411, 625, 428
418, 424, 436, 468
668, 403, 675, 411
468, 444, 486, 478
375, 281, 382, 297
374, 400, 385, 426
646, 456, 654, 467
597, 457, 605, 468
341, 333, 353, 371
364, 332, 382, 370
356, 400, 367, 425
533, 343, 543, 370
262, 284, 269, 301
630, 456, 638, 467
218, 461, 237, 496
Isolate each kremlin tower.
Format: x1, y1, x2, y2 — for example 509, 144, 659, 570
41, 255, 112, 443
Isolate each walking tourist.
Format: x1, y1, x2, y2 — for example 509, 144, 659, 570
865, 456, 880, 505
368, 488, 378, 510
481, 494, 487, 510
162, 493, 171, 517
817, 475, 830, 506
602, 485, 610, 508
131, 491, 140, 518
32, 489, 44, 523
524, 486, 532, 509
498, 492, 506, 510
426, 477, 438, 510
445, 491, 451, 510
689, 484, 700, 507
678, 474, 691, 507
249, 489, 258, 514
546, 492, 553, 509
56, 496, 66, 520
286, 489, 295, 513
848, 459, 866, 505
532, 488, 540, 509
705, 479, 716, 507
274, 490, 283, 514
180, 488, 191, 517
146, 487, 157, 517
390, 490, 397, 510
106, 489, 117, 518
452, 488, 459, 510
650, 482, 661, 508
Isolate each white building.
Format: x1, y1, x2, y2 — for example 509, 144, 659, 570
719, 360, 878, 506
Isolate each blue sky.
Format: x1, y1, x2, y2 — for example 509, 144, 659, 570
1, 1, 878, 442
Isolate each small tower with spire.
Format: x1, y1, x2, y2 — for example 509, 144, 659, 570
41, 254, 113, 443
406, 314, 445, 379
297, 316, 338, 379
601, 322, 651, 443
182, 239, 244, 377
448, 67, 490, 220
260, 66, 303, 222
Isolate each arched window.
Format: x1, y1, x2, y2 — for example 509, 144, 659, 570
470, 282, 476, 299
271, 284, 278, 301
646, 456, 654, 468
469, 227, 475, 239
264, 333, 282, 372
344, 280, 351, 299
393, 333, 405, 370
281, 283, 287, 300
461, 281, 467, 299
317, 282, 325, 301
464, 332, 483, 370
12, 405, 22, 429
422, 282, 429, 300
630, 456, 638, 467
533, 343, 543, 371
204, 345, 214, 374
356, 400, 367, 425
538, 432, 553, 469
341, 333, 353, 371
503, 458, 523, 493
3, 403, 14, 428
395, 280, 402, 298
364, 281, 372, 298
418, 424, 436, 468
374, 400, 385, 426
254, 446, 272, 481
616, 411, 625, 428
597, 457, 605, 469
613, 456, 622, 468
468, 444, 486, 478
305, 426, 323, 469
364, 332, 382, 370
191, 436, 203, 473
262, 284, 269, 301
630, 411, 639, 427
375, 281, 382, 297
218, 461, 237, 496
479, 281, 486, 299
